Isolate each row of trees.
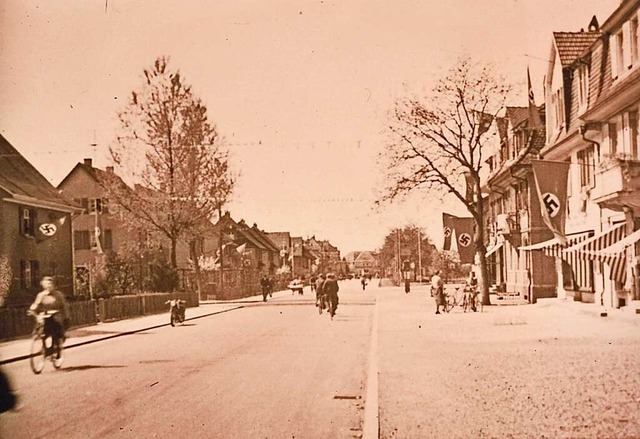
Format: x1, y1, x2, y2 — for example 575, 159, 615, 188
377, 225, 469, 282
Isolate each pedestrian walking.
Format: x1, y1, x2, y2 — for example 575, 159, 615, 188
260, 274, 270, 302
315, 274, 326, 312
431, 271, 445, 314
310, 275, 317, 294
404, 278, 411, 294
361, 276, 367, 291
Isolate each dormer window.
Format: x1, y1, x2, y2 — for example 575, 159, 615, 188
611, 15, 640, 80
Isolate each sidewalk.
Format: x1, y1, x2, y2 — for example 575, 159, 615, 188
374, 284, 640, 438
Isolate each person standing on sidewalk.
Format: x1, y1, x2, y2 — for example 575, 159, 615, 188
431, 271, 445, 314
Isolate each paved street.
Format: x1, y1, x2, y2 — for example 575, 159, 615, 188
2, 281, 640, 438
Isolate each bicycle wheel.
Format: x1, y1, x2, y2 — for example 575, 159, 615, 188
29, 335, 46, 374
52, 341, 64, 369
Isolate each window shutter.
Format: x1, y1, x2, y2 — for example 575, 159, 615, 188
611, 33, 619, 78
31, 209, 37, 236
623, 22, 633, 69
20, 260, 26, 289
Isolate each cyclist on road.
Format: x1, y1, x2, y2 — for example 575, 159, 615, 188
29, 276, 70, 352
323, 273, 340, 320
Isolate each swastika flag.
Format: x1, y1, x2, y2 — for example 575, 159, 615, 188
531, 159, 570, 246
442, 213, 457, 251
452, 216, 475, 264
36, 215, 67, 244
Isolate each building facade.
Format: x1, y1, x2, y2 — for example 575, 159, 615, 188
0, 135, 79, 305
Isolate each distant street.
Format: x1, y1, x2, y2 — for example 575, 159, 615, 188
2, 281, 640, 438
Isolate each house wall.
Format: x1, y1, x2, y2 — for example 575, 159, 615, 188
1, 201, 74, 305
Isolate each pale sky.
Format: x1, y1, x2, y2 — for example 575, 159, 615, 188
0, 0, 619, 253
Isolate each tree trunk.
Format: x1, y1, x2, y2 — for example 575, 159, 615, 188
473, 184, 490, 306
189, 240, 203, 300
170, 237, 178, 269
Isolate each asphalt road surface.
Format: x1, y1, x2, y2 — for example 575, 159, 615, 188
1, 280, 375, 439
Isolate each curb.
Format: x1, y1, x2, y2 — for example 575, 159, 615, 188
363, 299, 379, 439
0, 305, 244, 366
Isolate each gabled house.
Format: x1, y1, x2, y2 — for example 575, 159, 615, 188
58, 160, 139, 283
483, 105, 550, 302
0, 135, 79, 305
345, 251, 380, 276
536, 1, 640, 310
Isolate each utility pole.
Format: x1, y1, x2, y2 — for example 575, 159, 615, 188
418, 228, 422, 283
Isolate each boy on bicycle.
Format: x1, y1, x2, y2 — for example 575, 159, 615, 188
29, 276, 70, 353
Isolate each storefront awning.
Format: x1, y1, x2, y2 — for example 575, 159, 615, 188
562, 223, 625, 259
518, 233, 591, 258
485, 241, 504, 257
580, 228, 640, 283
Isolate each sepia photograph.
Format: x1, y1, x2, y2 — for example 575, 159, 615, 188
1, 0, 640, 437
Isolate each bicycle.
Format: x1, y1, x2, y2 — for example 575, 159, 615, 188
444, 287, 463, 313
29, 311, 64, 374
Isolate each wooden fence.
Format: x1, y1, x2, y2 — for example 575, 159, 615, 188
0, 291, 199, 341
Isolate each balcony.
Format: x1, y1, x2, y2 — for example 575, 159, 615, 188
591, 157, 640, 211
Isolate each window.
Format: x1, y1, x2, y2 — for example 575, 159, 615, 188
577, 65, 589, 110
88, 198, 104, 214
578, 146, 595, 188
74, 230, 91, 250
20, 207, 36, 236
103, 229, 113, 250
630, 110, 639, 159
609, 121, 619, 156
612, 29, 625, 78
632, 17, 639, 66
553, 89, 565, 129
20, 260, 39, 289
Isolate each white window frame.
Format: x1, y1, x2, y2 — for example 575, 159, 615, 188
577, 65, 589, 111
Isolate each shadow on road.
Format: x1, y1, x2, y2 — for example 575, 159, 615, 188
61, 364, 126, 372
173, 323, 196, 327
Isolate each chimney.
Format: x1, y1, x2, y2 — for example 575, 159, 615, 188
83, 158, 92, 167
106, 166, 114, 174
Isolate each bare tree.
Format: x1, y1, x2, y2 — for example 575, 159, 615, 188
378, 57, 511, 305
106, 57, 234, 292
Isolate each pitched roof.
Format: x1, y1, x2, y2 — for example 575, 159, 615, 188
553, 31, 601, 67
0, 134, 78, 211
505, 107, 529, 130
266, 232, 291, 250
251, 226, 280, 252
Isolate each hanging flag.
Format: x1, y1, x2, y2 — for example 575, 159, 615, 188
475, 111, 494, 136
442, 213, 456, 251
463, 171, 475, 202
36, 214, 67, 243
531, 159, 570, 245
527, 67, 543, 131
452, 216, 475, 264
236, 243, 247, 255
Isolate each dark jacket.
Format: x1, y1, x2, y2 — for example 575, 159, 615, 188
323, 279, 339, 298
